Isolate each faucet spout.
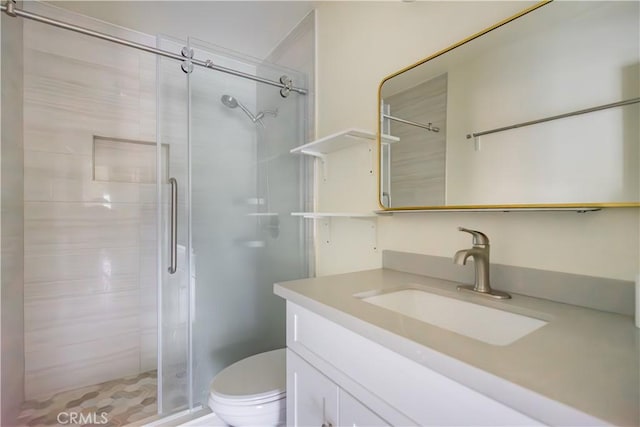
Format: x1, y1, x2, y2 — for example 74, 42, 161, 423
453, 248, 472, 265
453, 227, 511, 299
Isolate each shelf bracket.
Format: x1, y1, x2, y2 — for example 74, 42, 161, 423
300, 150, 328, 181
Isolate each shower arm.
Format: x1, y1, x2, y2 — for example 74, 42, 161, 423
236, 102, 259, 122
255, 109, 278, 122
258, 109, 278, 118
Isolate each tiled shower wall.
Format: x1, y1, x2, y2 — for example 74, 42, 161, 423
386, 74, 447, 206
1, 3, 25, 424
23, 3, 158, 399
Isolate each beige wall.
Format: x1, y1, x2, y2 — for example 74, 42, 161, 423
1, 2, 25, 424
314, 1, 640, 281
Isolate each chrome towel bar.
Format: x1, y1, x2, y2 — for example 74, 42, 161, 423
467, 97, 640, 140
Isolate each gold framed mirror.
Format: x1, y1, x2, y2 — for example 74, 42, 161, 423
378, 1, 640, 211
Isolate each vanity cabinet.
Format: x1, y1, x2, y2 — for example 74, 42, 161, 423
285, 302, 544, 426
287, 350, 388, 427
339, 391, 389, 426
287, 349, 338, 426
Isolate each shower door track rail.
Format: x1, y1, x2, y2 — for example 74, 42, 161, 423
0, 1, 308, 96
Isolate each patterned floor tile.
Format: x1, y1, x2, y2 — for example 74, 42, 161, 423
17, 371, 157, 427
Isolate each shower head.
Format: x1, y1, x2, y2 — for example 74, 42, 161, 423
220, 94, 277, 127
221, 94, 256, 123
221, 95, 239, 109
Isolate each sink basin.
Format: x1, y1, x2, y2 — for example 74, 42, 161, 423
361, 289, 547, 345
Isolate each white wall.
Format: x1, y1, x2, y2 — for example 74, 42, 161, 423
314, 1, 640, 281
1, 2, 25, 424
51, 1, 314, 61
266, 10, 316, 143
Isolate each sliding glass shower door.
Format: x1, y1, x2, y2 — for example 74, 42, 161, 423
158, 35, 309, 415
188, 37, 309, 407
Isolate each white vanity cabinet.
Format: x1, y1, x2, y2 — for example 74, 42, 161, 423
339, 391, 389, 426
285, 302, 544, 426
287, 349, 389, 427
287, 349, 338, 426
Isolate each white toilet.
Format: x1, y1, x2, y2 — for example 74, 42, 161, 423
208, 348, 286, 426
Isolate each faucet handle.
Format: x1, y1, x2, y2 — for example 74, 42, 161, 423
458, 227, 490, 246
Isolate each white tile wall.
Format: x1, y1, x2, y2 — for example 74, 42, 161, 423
265, 10, 315, 142
22, 2, 159, 399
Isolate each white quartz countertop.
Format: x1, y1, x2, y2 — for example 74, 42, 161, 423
274, 268, 640, 426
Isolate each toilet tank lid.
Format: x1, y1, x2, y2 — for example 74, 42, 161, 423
210, 348, 286, 400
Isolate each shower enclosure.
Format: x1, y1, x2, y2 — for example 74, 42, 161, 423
5, 2, 311, 423
157, 37, 310, 415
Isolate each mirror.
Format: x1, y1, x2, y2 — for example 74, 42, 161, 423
379, 1, 640, 210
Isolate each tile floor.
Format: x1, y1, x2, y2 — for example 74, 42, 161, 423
17, 370, 157, 427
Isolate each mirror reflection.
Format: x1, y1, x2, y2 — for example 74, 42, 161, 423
379, 1, 640, 209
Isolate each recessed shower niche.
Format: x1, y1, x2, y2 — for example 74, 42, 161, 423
93, 136, 168, 184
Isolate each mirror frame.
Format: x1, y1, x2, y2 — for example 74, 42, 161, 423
377, 0, 640, 211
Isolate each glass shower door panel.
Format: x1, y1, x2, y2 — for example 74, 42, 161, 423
254, 59, 309, 350
188, 37, 308, 406
157, 35, 190, 415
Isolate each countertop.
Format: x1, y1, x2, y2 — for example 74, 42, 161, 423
274, 268, 640, 426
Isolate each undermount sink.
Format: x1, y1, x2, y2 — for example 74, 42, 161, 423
360, 288, 547, 345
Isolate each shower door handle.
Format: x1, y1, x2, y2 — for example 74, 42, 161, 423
168, 177, 178, 274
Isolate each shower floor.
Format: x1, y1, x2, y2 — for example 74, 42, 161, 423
17, 370, 157, 427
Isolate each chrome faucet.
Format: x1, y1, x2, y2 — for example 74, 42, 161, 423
454, 227, 511, 299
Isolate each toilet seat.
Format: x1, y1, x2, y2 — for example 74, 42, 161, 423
208, 348, 286, 427
210, 348, 286, 401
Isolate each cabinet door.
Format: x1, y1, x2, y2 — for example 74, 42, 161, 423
339, 390, 390, 427
287, 350, 339, 427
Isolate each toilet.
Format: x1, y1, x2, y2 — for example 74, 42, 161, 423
208, 348, 286, 426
